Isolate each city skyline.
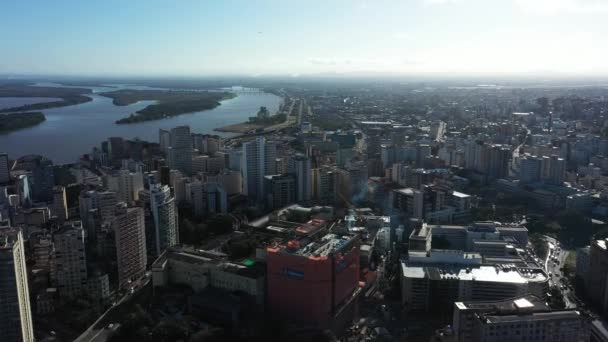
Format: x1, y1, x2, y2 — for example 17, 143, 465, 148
2, 0, 607, 77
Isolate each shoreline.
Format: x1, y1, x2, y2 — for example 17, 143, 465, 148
214, 122, 264, 133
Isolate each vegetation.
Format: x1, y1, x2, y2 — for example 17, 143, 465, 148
179, 211, 234, 246
0, 84, 92, 112
562, 251, 577, 277
0, 112, 46, 133
530, 233, 548, 259
100, 89, 236, 124
310, 114, 350, 131
247, 106, 285, 125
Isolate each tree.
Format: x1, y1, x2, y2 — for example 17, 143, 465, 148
207, 214, 233, 235
257, 106, 270, 119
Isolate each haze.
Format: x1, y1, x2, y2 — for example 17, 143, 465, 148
1, 0, 607, 77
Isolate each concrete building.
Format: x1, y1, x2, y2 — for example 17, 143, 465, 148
152, 247, 265, 306
452, 295, 583, 342
0, 152, 9, 184
0, 229, 34, 342
52, 223, 88, 298
519, 155, 542, 184
52, 185, 68, 222
293, 154, 312, 204
23, 155, 55, 203
589, 239, 608, 314
576, 246, 590, 291
264, 174, 296, 210
590, 319, 608, 342
241, 137, 277, 201
112, 203, 147, 289
105, 169, 144, 204
79, 190, 117, 229
401, 258, 549, 313
167, 126, 193, 175
149, 183, 179, 257
312, 167, 337, 205
186, 181, 228, 219
159, 129, 171, 155
216, 169, 242, 195
266, 233, 361, 332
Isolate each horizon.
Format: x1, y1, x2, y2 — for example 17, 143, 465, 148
2, 0, 607, 77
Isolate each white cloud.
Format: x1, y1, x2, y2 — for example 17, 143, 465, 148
514, 0, 608, 14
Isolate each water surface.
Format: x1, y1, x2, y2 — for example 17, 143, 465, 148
0, 86, 282, 164
0, 97, 63, 110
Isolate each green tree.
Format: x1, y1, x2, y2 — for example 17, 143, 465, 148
207, 214, 233, 235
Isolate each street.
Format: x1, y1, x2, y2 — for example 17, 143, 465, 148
543, 236, 576, 309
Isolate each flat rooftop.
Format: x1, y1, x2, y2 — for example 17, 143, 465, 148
483, 310, 581, 324
452, 191, 470, 198
269, 233, 358, 259
456, 295, 549, 312
401, 263, 547, 284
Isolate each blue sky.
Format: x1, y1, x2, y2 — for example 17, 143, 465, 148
1, 0, 606, 76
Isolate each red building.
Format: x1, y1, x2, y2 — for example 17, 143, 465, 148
266, 233, 361, 332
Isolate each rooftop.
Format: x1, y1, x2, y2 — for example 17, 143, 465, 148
269, 233, 358, 259
483, 310, 581, 324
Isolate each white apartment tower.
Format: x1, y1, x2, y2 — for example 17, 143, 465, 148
149, 183, 178, 257
0, 229, 34, 342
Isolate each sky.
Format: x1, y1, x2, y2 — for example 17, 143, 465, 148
1, 0, 607, 77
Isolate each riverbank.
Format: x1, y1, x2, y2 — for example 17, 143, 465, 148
214, 122, 264, 133
0, 84, 93, 113
100, 89, 237, 124
0, 112, 46, 133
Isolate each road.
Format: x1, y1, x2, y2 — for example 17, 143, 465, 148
543, 236, 576, 309
510, 125, 530, 176
74, 275, 151, 342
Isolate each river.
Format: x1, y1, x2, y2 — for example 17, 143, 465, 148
0, 84, 282, 164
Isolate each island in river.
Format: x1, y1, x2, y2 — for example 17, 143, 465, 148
100, 89, 236, 124
0, 112, 46, 133
0, 84, 93, 113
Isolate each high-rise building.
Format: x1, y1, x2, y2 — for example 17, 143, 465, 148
167, 126, 193, 175
452, 295, 582, 342
293, 154, 312, 204
266, 233, 360, 331
52, 185, 68, 222
548, 154, 566, 185
186, 181, 227, 218
20, 155, 55, 203
159, 129, 171, 155
149, 183, 179, 257
112, 203, 147, 289
487, 144, 511, 180
241, 137, 277, 201
107, 137, 125, 165
264, 174, 296, 210
205, 182, 228, 215
0, 229, 34, 342
0, 153, 9, 184
519, 155, 542, 183
52, 223, 87, 298
589, 239, 608, 314
105, 169, 144, 204
79, 190, 118, 226
312, 167, 337, 205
